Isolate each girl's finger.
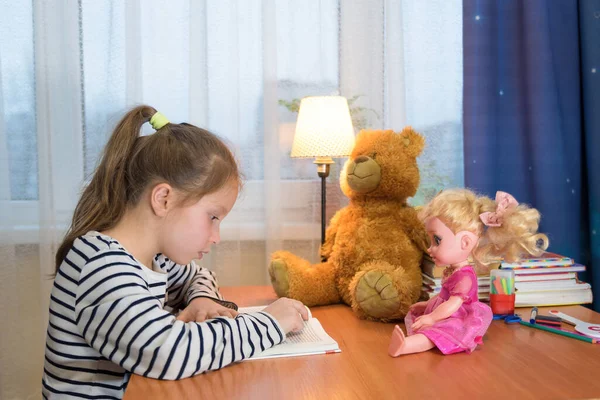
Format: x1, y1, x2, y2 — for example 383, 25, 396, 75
176, 309, 192, 322
218, 310, 235, 318
291, 313, 304, 332
195, 311, 208, 322
207, 311, 220, 320
289, 300, 309, 320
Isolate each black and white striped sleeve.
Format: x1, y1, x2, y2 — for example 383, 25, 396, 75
159, 255, 238, 311
75, 252, 285, 379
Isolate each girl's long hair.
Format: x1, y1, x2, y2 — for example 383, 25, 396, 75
55, 105, 240, 272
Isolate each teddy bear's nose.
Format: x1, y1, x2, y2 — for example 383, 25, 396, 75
354, 155, 370, 164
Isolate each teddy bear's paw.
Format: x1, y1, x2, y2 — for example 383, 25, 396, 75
354, 270, 401, 319
269, 258, 290, 298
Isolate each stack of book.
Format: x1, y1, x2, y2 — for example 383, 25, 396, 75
500, 252, 592, 307
420, 255, 499, 301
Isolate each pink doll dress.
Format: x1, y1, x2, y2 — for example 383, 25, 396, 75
405, 265, 493, 354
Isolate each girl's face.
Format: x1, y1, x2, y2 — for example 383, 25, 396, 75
425, 217, 474, 267
160, 181, 238, 265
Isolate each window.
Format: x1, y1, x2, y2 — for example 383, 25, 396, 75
2, 0, 463, 244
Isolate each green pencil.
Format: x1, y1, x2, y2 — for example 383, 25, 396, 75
519, 321, 597, 344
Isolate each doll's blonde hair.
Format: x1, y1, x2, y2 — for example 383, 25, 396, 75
418, 188, 549, 265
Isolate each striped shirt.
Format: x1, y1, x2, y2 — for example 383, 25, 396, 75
42, 231, 284, 399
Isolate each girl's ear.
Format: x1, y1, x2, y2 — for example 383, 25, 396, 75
150, 183, 174, 217
457, 231, 479, 252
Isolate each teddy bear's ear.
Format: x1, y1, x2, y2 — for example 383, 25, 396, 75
399, 126, 425, 157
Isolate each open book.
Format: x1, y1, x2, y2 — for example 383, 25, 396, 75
238, 306, 341, 360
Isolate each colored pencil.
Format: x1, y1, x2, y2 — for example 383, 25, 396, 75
519, 321, 598, 344
493, 279, 504, 295
551, 326, 596, 338
535, 320, 561, 328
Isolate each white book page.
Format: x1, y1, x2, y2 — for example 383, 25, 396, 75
238, 306, 340, 360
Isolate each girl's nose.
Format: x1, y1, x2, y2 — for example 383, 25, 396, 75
211, 229, 221, 245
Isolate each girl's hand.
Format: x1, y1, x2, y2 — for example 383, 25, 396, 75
263, 297, 309, 334
411, 314, 435, 331
176, 297, 238, 323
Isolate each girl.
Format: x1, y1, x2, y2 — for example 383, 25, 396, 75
388, 189, 548, 357
42, 105, 308, 399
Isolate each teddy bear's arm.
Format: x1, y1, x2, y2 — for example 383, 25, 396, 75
320, 210, 342, 261
402, 209, 430, 253
411, 225, 430, 254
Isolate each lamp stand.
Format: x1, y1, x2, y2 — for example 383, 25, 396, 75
314, 157, 334, 246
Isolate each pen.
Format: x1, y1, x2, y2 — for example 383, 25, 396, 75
530, 307, 538, 324
536, 315, 562, 323
519, 321, 598, 344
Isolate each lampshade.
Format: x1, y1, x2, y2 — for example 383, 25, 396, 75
291, 96, 355, 158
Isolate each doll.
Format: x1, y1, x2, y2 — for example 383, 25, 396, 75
388, 189, 549, 356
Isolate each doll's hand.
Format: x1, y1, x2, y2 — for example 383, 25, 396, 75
176, 297, 238, 323
411, 314, 435, 331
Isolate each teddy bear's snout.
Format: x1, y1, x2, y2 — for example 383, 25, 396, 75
346, 157, 382, 193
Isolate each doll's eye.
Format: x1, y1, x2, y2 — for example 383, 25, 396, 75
433, 235, 441, 245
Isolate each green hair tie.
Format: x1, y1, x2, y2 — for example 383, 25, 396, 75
150, 112, 170, 130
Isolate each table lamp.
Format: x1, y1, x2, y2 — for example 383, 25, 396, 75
290, 96, 355, 244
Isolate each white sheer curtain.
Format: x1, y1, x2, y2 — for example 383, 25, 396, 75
0, 1, 462, 398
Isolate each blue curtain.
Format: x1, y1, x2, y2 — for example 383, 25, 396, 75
463, 0, 600, 310
580, 2, 600, 311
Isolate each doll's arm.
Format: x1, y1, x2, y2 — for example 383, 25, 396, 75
411, 296, 463, 330
320, 211, 342, 261
425, 296, 463, 322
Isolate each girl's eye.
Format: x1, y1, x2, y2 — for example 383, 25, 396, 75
433, 235, 441, 245
211, 216, 220, 221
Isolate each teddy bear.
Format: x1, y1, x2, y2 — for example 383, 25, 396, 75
269, 127, 429, 321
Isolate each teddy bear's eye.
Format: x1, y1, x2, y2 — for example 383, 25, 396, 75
370, 152, 377, 159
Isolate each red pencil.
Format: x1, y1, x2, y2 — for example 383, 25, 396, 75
535, 320, 561, 328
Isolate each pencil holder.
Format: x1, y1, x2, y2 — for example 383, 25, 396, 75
489, 269, 515, 315
490, 294, 516, 315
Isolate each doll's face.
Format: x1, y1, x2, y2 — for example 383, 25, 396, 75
425, 217, 477, 267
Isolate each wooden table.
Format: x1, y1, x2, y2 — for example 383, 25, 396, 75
124, 286, 600, 400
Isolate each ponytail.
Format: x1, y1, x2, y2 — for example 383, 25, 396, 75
55, 105, 156, 270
